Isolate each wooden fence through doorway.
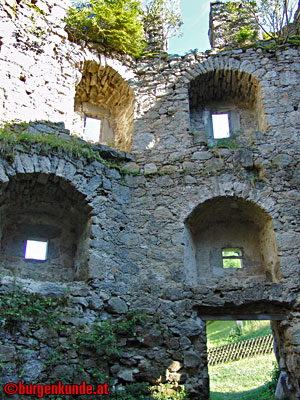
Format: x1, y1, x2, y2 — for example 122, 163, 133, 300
207, 334, 274, 365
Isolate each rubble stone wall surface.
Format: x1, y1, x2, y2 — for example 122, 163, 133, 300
0, 0, 300, 398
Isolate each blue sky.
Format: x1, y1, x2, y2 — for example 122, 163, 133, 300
168, 0, 211, 55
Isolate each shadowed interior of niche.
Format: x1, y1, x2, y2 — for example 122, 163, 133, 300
184, 196, 281, 286
0, 174, 91, 282
74, 61, 135, 151
189, 69, 267, 138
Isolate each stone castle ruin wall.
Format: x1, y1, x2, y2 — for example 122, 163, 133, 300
0, 0, 300, 398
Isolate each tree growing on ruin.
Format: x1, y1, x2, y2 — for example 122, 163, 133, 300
66, 0, 146, 57
142, 0, 183, 39
66, 0, 182, 56
239, 0, 299, 42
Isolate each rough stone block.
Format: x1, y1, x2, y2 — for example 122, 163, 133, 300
144, 163, 157, 174
233, 148, 253, 168
191, 151, 212, 161
0, 345, 15, 362
107, 297, 128, 314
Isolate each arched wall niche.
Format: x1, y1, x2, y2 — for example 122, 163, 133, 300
74, 61, 135, 151
184, 196, 281, 286
0, 173, 91, 282
188, 69, 267, 140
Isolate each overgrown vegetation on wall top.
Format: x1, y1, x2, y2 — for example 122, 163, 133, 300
66, 0, 146, 57
65, 0, 182, 57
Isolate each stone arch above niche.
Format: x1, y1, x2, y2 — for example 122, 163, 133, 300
74, 61, 135, 151
184, 196, 281, 286
188, 69, 267, 140
0, 173, 91, 282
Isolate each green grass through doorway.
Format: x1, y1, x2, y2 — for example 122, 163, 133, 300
209, 353, 277, 400
207, 320, 272, 348
207, 321, 277, 400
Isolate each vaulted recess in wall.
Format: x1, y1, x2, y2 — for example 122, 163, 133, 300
0, 174, 91, 282
188, 69, 267, 139
184, 197, 281, 286
74, 61, 135, 151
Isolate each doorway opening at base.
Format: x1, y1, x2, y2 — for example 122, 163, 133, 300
206, 318, 279, 400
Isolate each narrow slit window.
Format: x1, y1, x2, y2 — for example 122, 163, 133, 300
25, 240, 48, 261
222, 248, 243, 269
212, 113, 230, 139
84, 116, 101, 142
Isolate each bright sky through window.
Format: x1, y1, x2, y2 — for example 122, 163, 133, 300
25, 240, 48, 261
84, 117, 101, 142
212, 113, 230, 139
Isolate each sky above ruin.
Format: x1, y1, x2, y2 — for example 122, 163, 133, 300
168, 0, 211, 55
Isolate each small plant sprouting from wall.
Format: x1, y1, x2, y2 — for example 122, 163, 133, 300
236, 26, 259, 44
0, 288, 67, 331
0, 288, 189, 399
207, 133, 240, 150
76, 310, 146, 357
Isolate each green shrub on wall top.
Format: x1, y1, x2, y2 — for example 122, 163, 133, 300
236, 26, 259, 43
66, 0, 146, 57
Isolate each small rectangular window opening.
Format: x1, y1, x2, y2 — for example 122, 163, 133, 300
222, 248, 243, 269
212, 113, 230, 139
24, 240, 48, 261
84, 116, 101, 142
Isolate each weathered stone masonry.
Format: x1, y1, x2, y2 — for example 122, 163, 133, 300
0, 0, 300, 398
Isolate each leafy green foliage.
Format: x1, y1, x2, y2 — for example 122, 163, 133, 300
113, 310, 146, 335
108, 382, 189, 399
76, 311, 145, 356
225, 1, 257, 14
208, 138, 239, 150
236, 26, 259, 43
66, 0, 146, 57
223, 0, 259, 47
113, 382, 151, 399
151, 383, 189, 400
66, 0, 183, 56
266, 361, 280, 392
227, 324, 243, 342
0, 289, 66, 330
76, 320, 121, 356
207, 130, 244, 150
0, 290, 189, 399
